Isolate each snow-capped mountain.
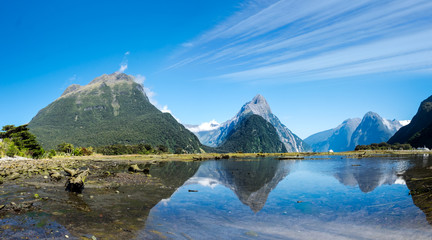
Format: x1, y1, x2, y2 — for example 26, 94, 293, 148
305, 112, 407, 152
304, 118, 361, 152
349, 111, 404, 149
185, 94, 309, 152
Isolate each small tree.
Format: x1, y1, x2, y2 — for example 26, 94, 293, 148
57, 143, 74, 154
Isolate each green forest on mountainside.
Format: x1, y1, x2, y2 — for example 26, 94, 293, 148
217, 114, 287, 153
28, 74, 203, 153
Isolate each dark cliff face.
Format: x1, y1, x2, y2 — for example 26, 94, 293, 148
28, 73, 202, 152
389, 95, 432, 148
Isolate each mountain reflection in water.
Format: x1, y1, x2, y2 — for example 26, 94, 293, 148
184, 159, 293, 212
142, 156, 432, 239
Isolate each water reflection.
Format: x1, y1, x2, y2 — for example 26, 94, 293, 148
142, 156, 432, 239
185, 158, 294, 212
3, 156, 432, 239
333, 159, 408, 193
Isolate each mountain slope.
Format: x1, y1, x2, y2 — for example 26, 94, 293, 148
187, 94, 309, 152
217, 114, 287, 153
388, 95, 432, 148
349, 112, 402, 150
28, 73, 203, 152
304, 118, 361, 152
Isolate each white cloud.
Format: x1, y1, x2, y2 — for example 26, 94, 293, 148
117, 51, 130, 73
134, 74, 146, 85
167, 0, 432, 82
134, 74, 180, 122
161, 105, 181, 122
187, 120, 220, 133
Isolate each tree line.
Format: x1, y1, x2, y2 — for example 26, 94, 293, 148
355, 142, 412, 151
1, 124, 176, 159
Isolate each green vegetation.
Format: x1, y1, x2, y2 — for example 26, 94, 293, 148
95, 143, 169, 155
0, 124, 45, 158
56, 143, 93, 157
218, 114, 287, 153
28, 75, 202, 153
355, 142, 412, 151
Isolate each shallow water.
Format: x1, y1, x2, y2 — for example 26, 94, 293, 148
2, 155, 432, 239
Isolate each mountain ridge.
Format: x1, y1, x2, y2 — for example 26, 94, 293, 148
388, 95, 432, 148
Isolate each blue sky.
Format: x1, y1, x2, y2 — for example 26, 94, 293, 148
1, 0, 431, 138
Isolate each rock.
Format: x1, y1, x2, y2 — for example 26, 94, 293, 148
65, 168, 90, 193
49, 170, 62, 181
7, 172, 20, 181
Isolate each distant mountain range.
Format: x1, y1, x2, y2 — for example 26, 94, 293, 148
388, 95, 432, 148
26, 71, 427, 153
28, 73, 203, 152
185, 94, 310, 152
305, 112, 408, 152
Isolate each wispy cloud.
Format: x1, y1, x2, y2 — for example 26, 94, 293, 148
168, 0, 432, 82
117, 51, 130, 73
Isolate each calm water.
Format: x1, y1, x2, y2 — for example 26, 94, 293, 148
2, 155, 432, 239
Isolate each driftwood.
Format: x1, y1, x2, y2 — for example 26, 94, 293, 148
62, 165, 78, 177
65, 168, 90, 193
128, 164, 150, 174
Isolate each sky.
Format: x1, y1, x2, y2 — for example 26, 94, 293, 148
1, 0, 432, 139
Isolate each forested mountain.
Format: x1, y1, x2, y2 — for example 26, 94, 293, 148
28, 73, 203, 152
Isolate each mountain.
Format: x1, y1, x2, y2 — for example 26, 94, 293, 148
305, 112, 406, 152
388, 95, 432, 148
186, 94, 309, 152
217, 114, 287, 153
304, 118, 361, 152
349, 111, 403, 150
28, 73, 203, 152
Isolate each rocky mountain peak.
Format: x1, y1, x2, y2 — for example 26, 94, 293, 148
241, 94, 272, 118
61, 84, 82, 97
363, 111, 382, 120
89, 72, 134, 85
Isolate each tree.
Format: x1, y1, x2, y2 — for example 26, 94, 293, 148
57, 142, 74, 154
0, 124, 45, 158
